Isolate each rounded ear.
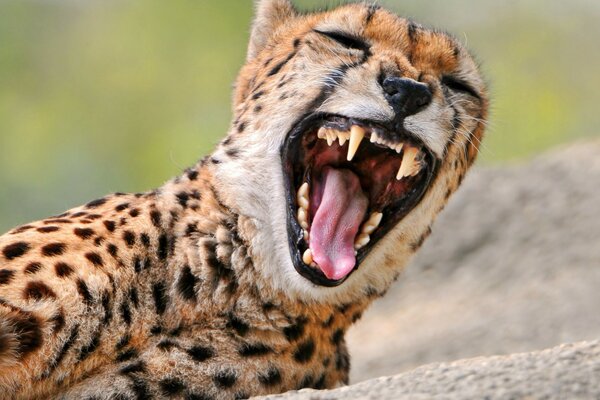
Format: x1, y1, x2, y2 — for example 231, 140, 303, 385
247, 0, 297, 61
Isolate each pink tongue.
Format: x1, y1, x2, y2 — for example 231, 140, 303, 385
309, 167, 368, 281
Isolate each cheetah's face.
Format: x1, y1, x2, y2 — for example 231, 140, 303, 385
216, 1, 487, 301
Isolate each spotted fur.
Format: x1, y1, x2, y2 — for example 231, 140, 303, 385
0, 1, 487, 399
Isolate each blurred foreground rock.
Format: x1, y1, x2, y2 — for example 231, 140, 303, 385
258, 141, 600, 399
260, 341, 600, 399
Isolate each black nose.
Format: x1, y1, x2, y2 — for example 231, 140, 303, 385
382, 77, 432, 117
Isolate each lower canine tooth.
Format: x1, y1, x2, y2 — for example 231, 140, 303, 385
302, 249, 313, 265
347, 125, 366, 161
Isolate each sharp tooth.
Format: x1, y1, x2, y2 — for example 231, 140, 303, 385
395, 143, 404, 153
396, 146, 420, 180
297, 208, 308, 229
297, 182, 309, 210
302, 249, 313, 265
354, 233, 370, 249
347, 125, 366, 161
317, 127, 327, 139
326, 131, 335, 146
362, 212, 383, 234
298, 182, 309, 198
370, 132, 379, 143
338, 131, 349, 146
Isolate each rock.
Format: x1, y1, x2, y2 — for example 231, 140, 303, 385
258, 341, 600, 399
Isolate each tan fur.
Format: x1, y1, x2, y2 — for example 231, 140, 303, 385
0, 1, 487, 399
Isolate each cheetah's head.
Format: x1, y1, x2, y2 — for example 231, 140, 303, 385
213, 0, 488, 303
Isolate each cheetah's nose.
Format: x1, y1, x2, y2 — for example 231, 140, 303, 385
381, 77, 432, 118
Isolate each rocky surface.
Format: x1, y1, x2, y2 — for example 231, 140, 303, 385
257, 141, 600, 399
260, 340, 600, 399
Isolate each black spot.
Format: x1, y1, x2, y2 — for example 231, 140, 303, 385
152, 282, 168, 315
251, 90, 265, 100
119, 360, 146, 375
268, 50, 297, 76
293, 339, 315, 363
119, 299, 132, 325
24, 262, 42, 274
186, 345, 214, 362
313, 374, 326, 390
123, 231, 136, 247
237, 122, 245, 133
37, 226, 59, 233
129, 377, 152, 399
140, 234, 150, 248
129, 287, 139, 308
11, 225, 34, 234
150, 210, 162, 227
129, 208, 140, 217
107, 243, 118, 258
115, 203, 130, 212
116, 348, 138, 362
41, 242, 66, 257
103, 220, 116, 232
293, 38, 301, 48
213, 368, 237, 388
76, 279, 93, 305
160, 378, 186, 396
78, 330, 101, 361
176, 192, 190, 208
94, 236, 104, 246
85, 252, 104, 267
227, 313, 249, 337
331, 328, 344, 345
101, 290, 112, 324
187, 169, 199, 181
168, 325, 183, 337
283, 318, 306, 341
351, 311, 363, 323
0, 269, 15, 285
54, 262, 74, 278
3, 242, 30, 260
85, 198, 107, 208
258, 366, 282, 386
74, 228, 95, 239
44, 218, 71, 224
226, 148, 239, 158
50, 311, 65, 332
88, 214, 102, 220
24, 281, 57, 300
158, 234, 169, 260
133, 257, 143, 273
238, 342, 272, 357
177, 266, 198, 301
157, 339, 176, 351
116, 334, 131, 350
335, 349, 350, 371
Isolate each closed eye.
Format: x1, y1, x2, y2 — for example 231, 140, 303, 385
314, 29, 370, 52
441, 76, 481, 100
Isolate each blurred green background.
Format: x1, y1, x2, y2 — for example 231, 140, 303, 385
0, 0, 598, 232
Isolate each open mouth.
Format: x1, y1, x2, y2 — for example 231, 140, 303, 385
282, 114, 438, 287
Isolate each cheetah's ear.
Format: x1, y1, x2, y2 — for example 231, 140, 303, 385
247, 0, 297, 61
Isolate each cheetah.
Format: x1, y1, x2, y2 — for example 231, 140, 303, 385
0, 1, 488, 399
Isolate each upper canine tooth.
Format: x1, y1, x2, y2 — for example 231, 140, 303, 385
396, 146, 420, 180
347, 125, 366, 161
